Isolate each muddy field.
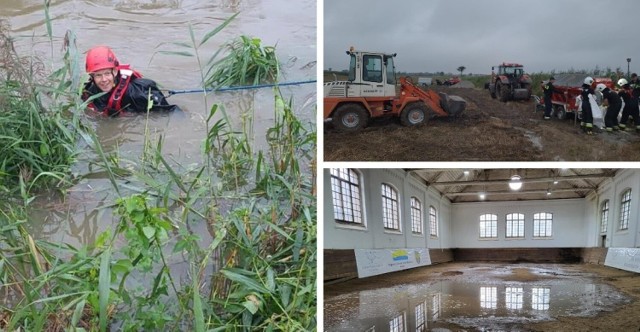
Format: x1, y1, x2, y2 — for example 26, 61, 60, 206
323, 85, 640, 161
324, 262, 640, 331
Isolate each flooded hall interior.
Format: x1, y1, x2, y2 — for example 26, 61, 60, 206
323, 168, 640, 331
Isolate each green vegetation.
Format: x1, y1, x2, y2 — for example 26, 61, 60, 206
206, 35, 280, 88
0, 23, 86, 200
0, 6, 316, 332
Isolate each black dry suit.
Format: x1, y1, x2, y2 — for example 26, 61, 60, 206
82, 69, 178, 116
618, 86, 640, 130
580, 84, 594, 128
602, 88, 622, 130
542, 81, 558, 118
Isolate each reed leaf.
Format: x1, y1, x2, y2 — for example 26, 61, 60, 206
98, 247, 111, 332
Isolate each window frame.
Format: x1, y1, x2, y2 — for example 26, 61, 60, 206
479, 213, 498, 239
410, 196, 423, 235
388, 312, 405, 332
533, 212, 553, 238
414, 301, 427, 331
381, 183, 401, 232
600, 200, 609, 234
429, 206, 438, 238
330, 168, 366, 230
505, 212, 525, 238
619, 189, 631, 231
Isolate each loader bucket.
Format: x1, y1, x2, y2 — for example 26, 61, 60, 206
438, 92, 467, 117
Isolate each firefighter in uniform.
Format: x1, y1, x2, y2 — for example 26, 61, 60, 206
82, 46, 178, 116
617, 78, 640, 132
580, 77, 595, 135
542, 76, 561, 119
595, 83, 622, 132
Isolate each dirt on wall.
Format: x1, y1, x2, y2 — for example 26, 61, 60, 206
323, 86, 640, 161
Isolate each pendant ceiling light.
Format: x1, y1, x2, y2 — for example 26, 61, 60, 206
509, 175, 522, 190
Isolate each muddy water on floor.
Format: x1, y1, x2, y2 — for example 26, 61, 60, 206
324, 264, 632, 332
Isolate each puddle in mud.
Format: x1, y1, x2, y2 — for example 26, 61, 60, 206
324, 264, 632, 332
515, 126, 543, 150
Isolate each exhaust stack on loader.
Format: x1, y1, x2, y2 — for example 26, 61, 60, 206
324, 48, 467, 132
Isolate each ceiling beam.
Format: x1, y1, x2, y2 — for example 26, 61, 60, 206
444, 187, 596, 197
429, 173, 614, 187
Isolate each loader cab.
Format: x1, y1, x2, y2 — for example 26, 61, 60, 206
346, 50, 397, 98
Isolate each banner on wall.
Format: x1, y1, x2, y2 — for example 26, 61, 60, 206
604, 248, 640, 273
354, 248, 432, 278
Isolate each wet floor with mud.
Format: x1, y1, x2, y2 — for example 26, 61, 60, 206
324, 263, 633, 331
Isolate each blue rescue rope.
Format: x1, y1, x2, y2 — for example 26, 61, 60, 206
167, 79, 316, 96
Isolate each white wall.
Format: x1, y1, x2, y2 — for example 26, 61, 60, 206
589, 169, 640, 248
450, 199, 587, 248
324, 169, 640, 250
324, 169, 451, 250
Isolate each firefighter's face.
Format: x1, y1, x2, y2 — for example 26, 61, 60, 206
91, 68, 116, 92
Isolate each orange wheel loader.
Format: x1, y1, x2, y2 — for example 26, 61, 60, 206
324, 48, 466, 132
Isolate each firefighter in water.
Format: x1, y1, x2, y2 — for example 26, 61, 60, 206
580, 77, 595, 135
617, 78, 640, 132
82, 46, 178, 116
542, 76, 561, 120
595, 83, 622, 132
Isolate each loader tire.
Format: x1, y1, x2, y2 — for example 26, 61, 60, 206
400, 103, 428, 127
332, 103, 369, 132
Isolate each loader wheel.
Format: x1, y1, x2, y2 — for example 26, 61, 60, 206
498, 83, 511, 102
332, 104, 369, 132
400, 103, 428, 127
490, 85, 497, 99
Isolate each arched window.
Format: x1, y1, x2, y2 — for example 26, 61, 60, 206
619, 189, 631, 230
533, 212, 553, 237
410, 197, 423, 234
479, 213, 498, 238
330, 168, 364, 225
381, 183, 400, 231
429, 206, 438, 237
506, 213, 525, 238
600, 200, 609, 233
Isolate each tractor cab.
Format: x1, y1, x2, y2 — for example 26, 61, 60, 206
493, 63, 526, 80
345, 48, 398, 98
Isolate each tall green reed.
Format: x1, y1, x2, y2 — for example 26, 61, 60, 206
1, 6, 316, 332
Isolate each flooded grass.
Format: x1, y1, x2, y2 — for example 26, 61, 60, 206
0, 24, 83, 200
0, 7, 316, 331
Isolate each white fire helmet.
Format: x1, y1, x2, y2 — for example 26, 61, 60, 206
583, 76, 594, 85
595, 83, 607, 92
618, 78, 629, 87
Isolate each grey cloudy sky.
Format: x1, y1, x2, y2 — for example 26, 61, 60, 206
324, 0, 640, 75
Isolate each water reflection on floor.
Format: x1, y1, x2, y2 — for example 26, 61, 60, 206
324, 264, 632, 332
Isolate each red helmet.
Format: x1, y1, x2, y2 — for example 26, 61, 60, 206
85, 46, 119, 73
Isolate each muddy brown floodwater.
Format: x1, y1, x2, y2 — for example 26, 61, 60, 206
1, 0, 316, 247
323, 85, 640, 161
324, 262, 640, 332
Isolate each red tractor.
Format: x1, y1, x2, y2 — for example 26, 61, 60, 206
324, 48, 466, 132
487, 63, 532, 102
